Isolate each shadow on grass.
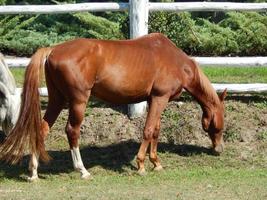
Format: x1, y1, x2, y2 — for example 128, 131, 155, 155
0, 137, 214, 181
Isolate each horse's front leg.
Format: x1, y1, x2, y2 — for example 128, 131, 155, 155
136, 96, 169, 175
149, 119, 163, 171
66, 101, 91, 179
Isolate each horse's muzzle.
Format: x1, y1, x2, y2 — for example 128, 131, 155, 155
212, 143, 224, 156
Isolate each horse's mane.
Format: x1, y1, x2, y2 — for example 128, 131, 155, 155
192, 59, 220, 105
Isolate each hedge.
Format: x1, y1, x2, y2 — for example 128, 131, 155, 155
0, 0, 267, 56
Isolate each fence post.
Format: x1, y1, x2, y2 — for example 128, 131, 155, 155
128, 0, 149, 118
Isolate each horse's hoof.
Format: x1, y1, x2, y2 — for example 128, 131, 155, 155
137, 168, 147, 176
27, 176, 39, 182
81, 173, 92, 180
154, 165, 163, 171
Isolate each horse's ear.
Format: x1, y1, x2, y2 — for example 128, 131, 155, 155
219, 88, 227, 102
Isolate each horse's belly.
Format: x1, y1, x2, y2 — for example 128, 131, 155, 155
91, 82, 151, 104
90, 61, 155, 104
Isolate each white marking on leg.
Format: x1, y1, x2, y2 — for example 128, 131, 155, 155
28, 153, 39, 182
71, 147, 91, 179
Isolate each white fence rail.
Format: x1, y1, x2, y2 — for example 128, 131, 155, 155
1, 1, 267, 116
5, 57, 267, 68
14, 83, 267, 98
195, 57, 267, 67
0, 3, 128, 14
1, 2, 267, 14
149, 2, 267, 12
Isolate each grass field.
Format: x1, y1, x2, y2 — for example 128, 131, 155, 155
203, 66, 267, 83
0, 66, 266, 200
0, 142, 266, 200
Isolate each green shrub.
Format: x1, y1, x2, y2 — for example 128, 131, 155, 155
149, 11, 267, 56
149, 12, 199, 54
220, 12, 267, 56
0, 13, 124, 56
1, 1, 267, 57
195, 18, 239, 56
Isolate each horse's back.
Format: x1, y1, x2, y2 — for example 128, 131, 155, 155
45, 34, 189, 104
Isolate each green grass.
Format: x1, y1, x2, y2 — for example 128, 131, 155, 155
10, 66, 267, 87
10, 68, 25, 86
203, 66, 267, 83
0, 168, 266, 200
10, 68, 47, 87
0, 143, 266, 200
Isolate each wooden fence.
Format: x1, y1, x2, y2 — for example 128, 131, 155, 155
1, 0, 267, 117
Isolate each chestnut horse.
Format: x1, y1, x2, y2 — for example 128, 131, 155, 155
0, 33, 226, 181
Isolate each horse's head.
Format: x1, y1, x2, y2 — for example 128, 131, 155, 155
202, 89, 227, 155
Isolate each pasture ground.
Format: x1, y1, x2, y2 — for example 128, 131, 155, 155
0, 67, 266, 200
0, 97, 266, 200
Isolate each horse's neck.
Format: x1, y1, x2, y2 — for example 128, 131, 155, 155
186, 65, 220, 112
191, 84, 218, 113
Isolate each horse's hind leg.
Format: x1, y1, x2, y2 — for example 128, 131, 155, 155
66, 100, 90, 179
28, 153, 39, 182
28, 88, 65, 181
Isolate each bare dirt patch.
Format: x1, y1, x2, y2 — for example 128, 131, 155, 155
45, 95, 267, 154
